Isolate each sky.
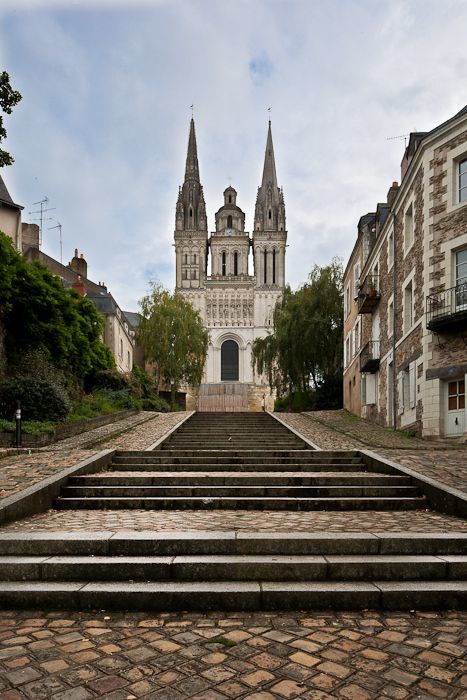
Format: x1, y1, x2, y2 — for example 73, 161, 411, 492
1, 0, 466, 311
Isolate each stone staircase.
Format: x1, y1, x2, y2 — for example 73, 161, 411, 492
0, 411, 465, 610
53, 413, 425, 511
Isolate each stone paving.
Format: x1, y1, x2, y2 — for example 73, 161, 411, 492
3, 508, 467, 533
0, 609, 465, 699
0, 413, 189, 503
277, 413, 467, 496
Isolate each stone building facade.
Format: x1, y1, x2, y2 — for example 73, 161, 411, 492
0, 174, 22, 252
174, 119, 287, 411
343, 105, 467, 438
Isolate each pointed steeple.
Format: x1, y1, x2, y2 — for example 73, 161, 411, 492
185, 118, 200, 181
261, 121, 278, 190
254, 121, 286, 233
175, 118, 207, 233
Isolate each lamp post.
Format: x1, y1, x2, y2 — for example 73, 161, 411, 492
15, 400, 22, 448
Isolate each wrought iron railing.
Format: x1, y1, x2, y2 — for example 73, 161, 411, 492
360, 340, 381, 373
426, 282, 467, 330
357, 274, 381, 312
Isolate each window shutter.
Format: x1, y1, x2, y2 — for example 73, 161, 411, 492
409, 362, 416, 409
398, 372, 404, 415
366, 374, 376, 405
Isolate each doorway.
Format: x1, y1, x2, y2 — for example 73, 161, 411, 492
444, 378, 465, 436
221, 340, 239, 381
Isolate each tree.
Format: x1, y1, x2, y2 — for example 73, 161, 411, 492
252, 258, 344, 409
0, 232, 114, 381
137, 283, 209, 409
0, 72, 22, 167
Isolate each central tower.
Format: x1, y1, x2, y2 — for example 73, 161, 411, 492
174, 119, 288, 411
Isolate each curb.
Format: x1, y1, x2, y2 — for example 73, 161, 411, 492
0, 449, 115, 526
146, 411, 195, 451
269, 412, 321, 450
360, 449, 467, 519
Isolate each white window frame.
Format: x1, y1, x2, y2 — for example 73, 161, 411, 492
387, 226, 394, 272
402, 273, 415, 335
403, 201, 414, 256
446, 144, 467, 213
353, 260, 361, 299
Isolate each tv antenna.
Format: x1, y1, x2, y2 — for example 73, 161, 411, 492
28, 197, 56, 245
48, 222, 63, 265
386, 133, 410, 147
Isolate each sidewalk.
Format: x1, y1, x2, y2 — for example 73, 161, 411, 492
0, 412, 189, 504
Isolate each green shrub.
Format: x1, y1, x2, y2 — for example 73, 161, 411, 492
132, 365, 154, 398
0, 378, 71, 421
141, 396, 170, 412
89, 369, 131, 392
0, 419, 56, 435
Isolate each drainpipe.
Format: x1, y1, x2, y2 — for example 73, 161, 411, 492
392, 211, 397, 431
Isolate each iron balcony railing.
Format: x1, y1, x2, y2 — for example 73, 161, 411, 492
426, 282, 467, 332
357, 274, 381, 313
360, 340, 381, 373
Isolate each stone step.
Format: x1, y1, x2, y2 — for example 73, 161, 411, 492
0, 532, 465, 556
0, 580, 464, 610
70, 472, 410, 486
160, 442, 308, 450
0, 554, 464, 582
112, 455, 363, 464
53, 495, 426, 510
61, 485, 420, 498
118, 450, 358, 457
109, 463, 368, 473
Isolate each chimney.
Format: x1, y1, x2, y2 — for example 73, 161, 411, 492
387, 181, 399, 208
21, 223, 40, 253
69, 249, 88, 279
72, 275, 86, 296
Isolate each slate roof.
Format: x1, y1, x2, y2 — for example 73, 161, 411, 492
0, 174, 23, 209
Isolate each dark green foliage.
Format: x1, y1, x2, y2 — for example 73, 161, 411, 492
141, 396, 170, 412
89, 369, 130, 392
0, 419, 55, 435
254, 259, 344, 411
0, 71, 22, 167
0, 378, 71, 421
132, 365, 154, 398
0, 232, 114, 381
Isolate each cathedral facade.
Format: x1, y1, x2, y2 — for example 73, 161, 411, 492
174, 119, 287, 411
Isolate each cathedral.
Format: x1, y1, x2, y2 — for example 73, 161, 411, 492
174, 119, 287, 411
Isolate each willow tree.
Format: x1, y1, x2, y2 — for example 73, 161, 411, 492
253, 258, 344, 409
137, 284, 209, 409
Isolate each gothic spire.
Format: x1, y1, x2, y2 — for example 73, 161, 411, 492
185, 117, 200, 181
261, 120, 278, 189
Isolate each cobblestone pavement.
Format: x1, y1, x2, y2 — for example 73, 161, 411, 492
379, 450, 467, 496
276, 413, 467, 496
0, 413, 189, 504
0, 609, 465, 699
48, 413, 160, 451
3, 508, 466, 532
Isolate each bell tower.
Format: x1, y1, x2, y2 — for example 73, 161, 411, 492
175, 118, 208, 289
253, 121, 287, 289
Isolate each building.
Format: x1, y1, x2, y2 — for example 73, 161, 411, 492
22, 226, 135, 373
174, 119, 287, 411
343, 105, 467, 438
0, 174, 23, 251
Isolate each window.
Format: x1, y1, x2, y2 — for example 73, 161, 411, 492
362, 374, 377, 405
227, 215, 233, 228
459, 159, 467, 203
268, 209, 272, 220
222, 252, 226, 276
127, 351, 131, 368
184, 254, 188, 264
228, 195, 232, 203
264, 250, 267, 284
189, 207, 193, 219
388, 298, 394, 337
191, 269, 197, 280
345, 336, 350, 368
344, 284, 350, 318
233, 252, 238, 276
120, 339, 123, 358
353, 261, 361, 297
354, 318, 361, 354
399, 362, 416, 413
272, 249, 276, 284
455, 248, 467, 309
404, 204, 414, 252
403, 281, 413, 333
448, 380, 465, 410
183, 269, 188, 280
388, 229, 394, 270
193, 254, 197, 264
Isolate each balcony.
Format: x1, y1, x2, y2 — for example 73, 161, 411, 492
360, 341, 380, 373
426, 283, 467, 333
357, 274, 381, 314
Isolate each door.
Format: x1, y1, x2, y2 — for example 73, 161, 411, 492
221, 340, 239, 381
445, 379, 465, 436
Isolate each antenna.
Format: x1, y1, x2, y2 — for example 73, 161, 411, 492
386, 133, 410, 148
28, 197, 56, 246
48, 222, 63, 265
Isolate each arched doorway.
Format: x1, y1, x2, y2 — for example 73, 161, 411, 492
221, 339, 239, 381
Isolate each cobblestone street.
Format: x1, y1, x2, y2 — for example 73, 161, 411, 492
0, 410, 466, 698
0, 610, 465, 700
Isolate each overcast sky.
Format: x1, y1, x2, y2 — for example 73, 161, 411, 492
1, 0, 466, 310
